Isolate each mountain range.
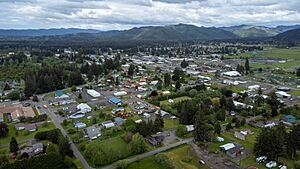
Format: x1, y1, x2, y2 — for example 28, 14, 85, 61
0, 24, 299, 42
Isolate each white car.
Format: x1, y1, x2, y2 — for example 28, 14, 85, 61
256, 156, 267, 163
279, 165, 287, 169
266, 161, 277, 168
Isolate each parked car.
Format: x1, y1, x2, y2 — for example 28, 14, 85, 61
256, 156, 267, 163
266, 161, 277, 168
278, 164, 287, 169
198, 160, 205, 165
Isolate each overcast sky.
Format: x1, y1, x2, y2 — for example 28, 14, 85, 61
0, 0, 299, 30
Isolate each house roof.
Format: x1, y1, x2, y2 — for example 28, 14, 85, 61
109, 97, 122, 104
55, 90, 65, 97
85, 126, 101, 139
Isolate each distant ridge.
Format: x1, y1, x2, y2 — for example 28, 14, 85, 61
0, 28, 101, 37
269, 28, 300, 42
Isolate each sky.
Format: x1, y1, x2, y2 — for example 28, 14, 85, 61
0, 0, 299, 30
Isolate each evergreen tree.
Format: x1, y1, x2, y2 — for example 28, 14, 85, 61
214, 121, 221, 135
0, 123, 9, 137
164, 73, 171, 88
193, 111, 213, 142
297, 67, 300, 77
128, 64, 135, 76
245, 58, 250, 74
180, 59, 189, 68
10, 137, 19, 154
175, 80, 181, 90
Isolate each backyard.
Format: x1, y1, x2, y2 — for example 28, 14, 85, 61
0, 122, 55, 145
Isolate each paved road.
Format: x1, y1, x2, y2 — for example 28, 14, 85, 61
101, 138, 194, 169
44, 107, 94, 169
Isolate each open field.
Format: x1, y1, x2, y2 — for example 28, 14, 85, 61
127, 144, 208, 169
160, 96, 191, 107
239, 47, 300, 69
163, 118, 180, 129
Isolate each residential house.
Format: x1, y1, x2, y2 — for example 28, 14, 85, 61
145, 135, 164, 146
114, 117, 126, 125
20, 143, 44, 157
74, 122, 87, 129
220, 142, 244, 158
85, 125, 101, 140
102, 121, 115, 128
282, 115, 296, 125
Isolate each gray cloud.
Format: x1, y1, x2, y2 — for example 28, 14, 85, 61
0, 0, 299, 30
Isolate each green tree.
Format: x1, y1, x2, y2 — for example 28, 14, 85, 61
267, 91, 280, 116
176, 125, 188, 137
180, 59, 189, 68
0, 123, 9, 137
10, 137, 19, 154
214, 121, 221, 135
194, 111, 213, 142
129, 133, 147, 154
128, 64, 135, 76
296, 67, 300, 77
286, 125, 300, 159
6, 90, 20, 100
253, 127, 285, 160
164, 73, 171, 88
46, 143, 58, 154
175, 80, 181, 90
245, 58, 250, 74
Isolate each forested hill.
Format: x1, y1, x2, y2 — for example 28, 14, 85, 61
269, 28, 300, 42
0, 28, 100, 37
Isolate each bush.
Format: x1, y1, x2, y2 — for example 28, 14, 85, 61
67, 128, 76, 134
176, 125, 188, 137
154, 153, 176, 169
295, 160, 300, 169
182, 156, 192, 163
116, 159, 129, 169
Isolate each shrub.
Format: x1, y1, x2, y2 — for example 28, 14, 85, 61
154, 153, 176, 169
116, 159, 129, 169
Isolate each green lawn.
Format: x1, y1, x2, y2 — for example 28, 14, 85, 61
0, 122, 55, 145
288, 90, 300, 96
127, 156, 164, 169
208, 125, 260, 153
228, 86, 247, 93
127, 144, 208, 169
163, 118, 180, 129
160, 96, 191, 107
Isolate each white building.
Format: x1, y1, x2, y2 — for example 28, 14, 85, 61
222, 71, 241, 77
186, 125, 194, 132
276, 91, 291, 99
77, 103, 92, 113
87, 89, 101, 98
114, 91, 127, 97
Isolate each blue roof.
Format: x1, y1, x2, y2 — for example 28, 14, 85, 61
284, 115, 296, 123
114, 117, 126, 125
55, 90, 64, 97
109, 97, 122, 104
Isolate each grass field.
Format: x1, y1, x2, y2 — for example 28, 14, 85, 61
160, 96, 191, 107
0, 122, 55, 145
288, 90, 300, 96
163, 118, 180, 129
239, 47, 300, 69
208, 125, 260, 153
127, 144, 207, 169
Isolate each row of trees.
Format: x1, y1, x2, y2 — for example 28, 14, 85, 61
24, 64, 84, 96
254, 124, 300, 160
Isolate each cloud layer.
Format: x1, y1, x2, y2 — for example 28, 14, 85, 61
0, 0, 299, 30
